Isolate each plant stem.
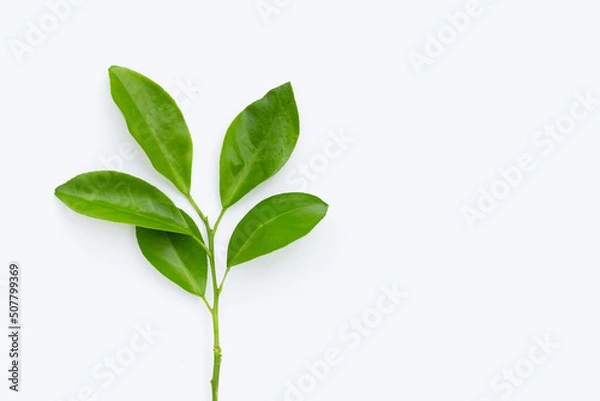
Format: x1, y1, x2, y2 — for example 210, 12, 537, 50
218, 268, 231, 293
186, 194, 210, 227
207, 209, 227, 401
200, 295, 212, 312
193, 236, 212, 256
214, 208, 227, 232
210, 289, 222, 401
185, 196, 227, 401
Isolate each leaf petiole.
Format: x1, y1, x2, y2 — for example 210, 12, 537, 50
218, 268, 231, 294
200, 295, 213, 312
185, 193, 210, 227
192, 235, 212, 256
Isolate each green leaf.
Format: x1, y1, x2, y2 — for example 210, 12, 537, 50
55, 171, 190, 234
220, 82, 300, 208
109, 66, 193, 195
227, 193, 328, 267
136, 210, 208, 297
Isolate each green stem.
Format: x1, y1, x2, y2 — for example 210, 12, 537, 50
218, 268, 231, 293
185, 196, 228, 401
214, 208, 227, 233
186, 194, 210, 227
208, 217, 221, 401
210, 290, 222, 401
192, 236, 212, 256
200, 295, 212, 312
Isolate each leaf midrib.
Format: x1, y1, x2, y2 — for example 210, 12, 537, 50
59, 192, 187, 234
224, 102, 295, 206
115, 74, 188, 193
166, 234, 204, 295
229, 203, 319, 265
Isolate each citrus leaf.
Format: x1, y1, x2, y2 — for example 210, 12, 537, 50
55, 171, 190, 234
228, 193, 327, 267
220, 83, 299, 207
109, 66, 193, 195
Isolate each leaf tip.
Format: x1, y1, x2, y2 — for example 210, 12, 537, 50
54, 181, 67, 197
108, 65, 134, 85
108, 65, 125, 74
279, 81, 295, 96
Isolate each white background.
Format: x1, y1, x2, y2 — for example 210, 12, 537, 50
1, 0, 600, 400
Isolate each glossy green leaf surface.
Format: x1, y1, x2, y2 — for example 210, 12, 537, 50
136, 210, 208, 296
55, 171, 190, 234
227, 193, 328, 267
219, 82, 299, 208
109, 66, 193, 195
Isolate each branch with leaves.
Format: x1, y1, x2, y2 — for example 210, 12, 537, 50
54, 66, 328, 401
